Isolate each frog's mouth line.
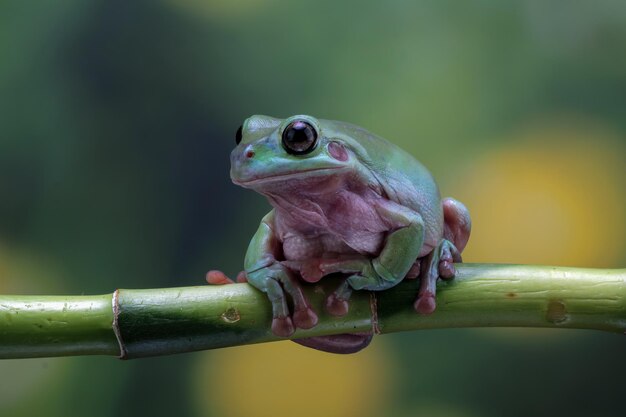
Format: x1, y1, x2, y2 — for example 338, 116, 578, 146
234, 167, 344, 187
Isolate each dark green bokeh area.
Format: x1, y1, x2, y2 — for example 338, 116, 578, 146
1, 1, 625, 416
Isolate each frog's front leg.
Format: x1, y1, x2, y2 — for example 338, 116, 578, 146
245, 210, 318, 337
346, 202, 425, 292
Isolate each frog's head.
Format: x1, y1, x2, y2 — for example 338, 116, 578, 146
230, 114, 366, 192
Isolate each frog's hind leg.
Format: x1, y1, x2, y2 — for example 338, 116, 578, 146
439, 197, 468, 280
414, 239, 460, 314
442, 197, 471, 253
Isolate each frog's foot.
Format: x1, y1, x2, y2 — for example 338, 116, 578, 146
209, 267, 317, 336
438, 240, 461, 280
264, 279, 296, 337
271, 304, 317, 337
205, 270, 248, 284
326, 295, 350, 317
271, 316, 295, 337
293, 332, 373, 354
263, 269, 318, 336
326, 280, 353, 317
207, 269, 301, 336
414, 239, 460, 315
414, 292, 436, 314
292, 307, 318, 330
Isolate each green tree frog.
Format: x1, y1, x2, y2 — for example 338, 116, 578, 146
208, 115, 471, 353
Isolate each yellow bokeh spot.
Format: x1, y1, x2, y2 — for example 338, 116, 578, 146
192, 339, 392, 417
0, 242, 73, 414
447, 122, 625, 267
0, 241, 66, 294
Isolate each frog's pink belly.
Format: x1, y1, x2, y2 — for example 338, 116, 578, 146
282, 232, 384, 261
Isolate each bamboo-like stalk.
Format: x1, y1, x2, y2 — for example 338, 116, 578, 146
0, 264, 624, 360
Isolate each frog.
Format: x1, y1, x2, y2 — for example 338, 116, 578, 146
207, 114, 471, 354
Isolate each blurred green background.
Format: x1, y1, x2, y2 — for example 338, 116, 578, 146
1, 1, 625, 416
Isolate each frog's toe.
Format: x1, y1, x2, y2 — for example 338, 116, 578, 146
272, 316, 295, 337
414, 292, 436, 315
438, 239, 461, 280
205, 270, 235, 285
325, 294, 350, 317
326, 280, 353, 317
293, 307, 318, 329
439, 259, 455, 280
235, 270, 248, 283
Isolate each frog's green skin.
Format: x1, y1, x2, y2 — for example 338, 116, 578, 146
228, 115, 471, 353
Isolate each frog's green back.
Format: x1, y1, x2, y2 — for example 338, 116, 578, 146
320, 118, 444, 244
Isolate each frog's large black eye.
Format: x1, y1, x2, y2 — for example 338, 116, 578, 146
282, 120, 318, 155
235, 125, 243, 145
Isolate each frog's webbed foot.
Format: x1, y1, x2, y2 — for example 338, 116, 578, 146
414, 239, 461, 314
249, 264, 318, 337
264, 278, 296, 336
207, 266, 317, 337
438, 240, 461, 279
326, 279, 353, 317
206, 270, 248, 284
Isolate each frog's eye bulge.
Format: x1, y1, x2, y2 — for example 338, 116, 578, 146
281, 120, 318, 155
235, 125, 243, 145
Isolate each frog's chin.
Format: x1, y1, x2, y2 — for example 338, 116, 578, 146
233, 167, 345, 189
292, 332, 373, 354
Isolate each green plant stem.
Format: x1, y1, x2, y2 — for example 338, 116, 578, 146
0, 264, 624, 360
